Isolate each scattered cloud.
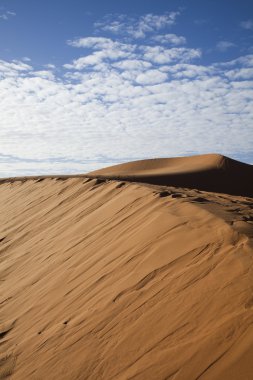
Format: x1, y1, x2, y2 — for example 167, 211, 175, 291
0, 59, 32, 78
66, 37, 136, 70
161, 63, 212, 78
22, 57, 31, 62
67, 37, 116, 49
141, 46, 201, 64
152, 34, 186, 45
0, 13, 253, 176
216, 40, 236, 52
95, 12, 180, 39
240, 20, 253, 30
225, 67, 253, 80
44, 63, 56, 69
135, 70, 167, 85
1, 49, 252, 176
66, 36, 200, 71
215, 54, 253, 68
33, 70, 55, 80
112, 59, 152, 71
0, 10, 16, 20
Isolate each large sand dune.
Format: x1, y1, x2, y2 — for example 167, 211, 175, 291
88, 154, 253, 197
1, 155, 253, 379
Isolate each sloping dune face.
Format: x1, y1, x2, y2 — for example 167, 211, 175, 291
1, 176, 253, 379
89, 154, 253, 197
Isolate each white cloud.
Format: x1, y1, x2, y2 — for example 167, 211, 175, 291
0, 13, 253, 176
215, 54, 253, 68
67, 37, 115, 49
33, 70, 55, 80
66, 37, 136, 70
161, 63, 212, 79
240, 20, 253, 30
22, 57, 31, 62
1, 52, 253, 177
64, 49, 132, 70
95, 12, 180, 39
65, 37, 201, 76
216, 40, 236, 52
112, 59, 152, 71
67, 37, 136, 54
44, 63, 56, 69
135, 70, 167, 85
152, 34, 186, 45
64, 53, 104, 69
142, 46, 201, 64
225, 67, 253, 80
0, 60, 32, 78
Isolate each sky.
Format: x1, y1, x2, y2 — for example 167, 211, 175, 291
0, 0, 253, 177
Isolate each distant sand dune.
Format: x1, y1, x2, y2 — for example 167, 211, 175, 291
88, 154, 253, 197
1, 155, 253, 379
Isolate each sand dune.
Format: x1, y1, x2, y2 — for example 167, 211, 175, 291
1, 156, 253, 379
88, 154, 253, 197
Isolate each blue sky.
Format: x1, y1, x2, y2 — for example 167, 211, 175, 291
0, 0, 253, 176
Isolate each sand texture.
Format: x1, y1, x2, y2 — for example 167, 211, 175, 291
1, 154, 253, 379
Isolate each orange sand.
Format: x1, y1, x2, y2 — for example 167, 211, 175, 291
1, 154, 253, 379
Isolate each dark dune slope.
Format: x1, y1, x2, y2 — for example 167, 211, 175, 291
88, 154, 253, 197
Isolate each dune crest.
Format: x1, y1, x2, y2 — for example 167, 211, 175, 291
88, 154, 253, 197
0, 171, 253, 379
